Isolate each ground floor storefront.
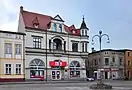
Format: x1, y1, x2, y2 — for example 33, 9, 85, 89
93, 68, 124, 80
25, 58, 86, 81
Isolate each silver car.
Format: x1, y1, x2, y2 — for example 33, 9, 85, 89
87, 77, 94, 81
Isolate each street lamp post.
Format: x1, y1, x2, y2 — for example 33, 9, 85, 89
90, 30, 112, 89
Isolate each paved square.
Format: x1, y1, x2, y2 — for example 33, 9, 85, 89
0, 81, 132, 90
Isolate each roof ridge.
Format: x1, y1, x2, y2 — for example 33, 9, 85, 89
22, 10, 52, 18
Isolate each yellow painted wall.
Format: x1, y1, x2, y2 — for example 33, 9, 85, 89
125, 51, 132, 79
0, 58, 24, 78
0, 32, 25, 79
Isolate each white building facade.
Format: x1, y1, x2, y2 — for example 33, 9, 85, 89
18, 6, 89, 80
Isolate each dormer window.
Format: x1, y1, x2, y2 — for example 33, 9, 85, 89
32, 17, 39, 28
72, 30, 76, 34
53, 23, 57, 32
33, 24, 39, 28
59, 24, 62, 32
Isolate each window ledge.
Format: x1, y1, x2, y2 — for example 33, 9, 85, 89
5, 74, 11, 75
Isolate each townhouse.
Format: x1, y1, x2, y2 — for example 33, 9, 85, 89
86, 49, 124, 80
0, 30, 25, 81
17, 6, 89, 80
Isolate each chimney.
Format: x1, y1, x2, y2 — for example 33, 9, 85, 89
92, 48, 95, 52
20, 6, 23, 12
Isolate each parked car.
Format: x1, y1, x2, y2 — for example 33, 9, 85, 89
124, 76, 129, 80
86, 77, 95, 81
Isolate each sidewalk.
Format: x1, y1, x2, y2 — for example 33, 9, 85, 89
0, 80, 88, 85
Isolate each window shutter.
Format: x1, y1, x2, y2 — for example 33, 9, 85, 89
64, 41, 66, 51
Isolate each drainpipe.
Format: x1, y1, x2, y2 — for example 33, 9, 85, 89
45, 30, 48, 81
23, 34, 25, 81
68, 33, 70, 79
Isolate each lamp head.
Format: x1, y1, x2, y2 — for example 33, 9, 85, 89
99, 30, 102, 35
91, 40, 94, 45
107, 38, 110, 43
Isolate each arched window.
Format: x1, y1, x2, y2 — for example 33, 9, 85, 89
53, 23, 57, 32
70, 61, 80, 77
53, 38, 62, 50
29, 59, 45, 78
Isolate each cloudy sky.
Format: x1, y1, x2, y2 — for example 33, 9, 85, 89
0, 0, 132, 51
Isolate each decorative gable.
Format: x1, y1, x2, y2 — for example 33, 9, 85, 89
53, 15, 64, 22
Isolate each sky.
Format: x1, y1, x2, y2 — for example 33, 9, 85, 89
0, 0, 132, 52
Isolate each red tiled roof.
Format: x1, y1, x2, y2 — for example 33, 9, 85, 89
21, 10, 51, 30
64, 24, 80, 35
20, 6, 80, 35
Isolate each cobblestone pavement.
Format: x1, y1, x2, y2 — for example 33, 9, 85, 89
0, 80, 132, 90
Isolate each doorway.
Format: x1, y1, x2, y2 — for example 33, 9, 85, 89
51, 70, 61, 80
105, 72, 108, 79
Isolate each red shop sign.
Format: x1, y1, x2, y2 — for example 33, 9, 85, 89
49, 60, 67, 67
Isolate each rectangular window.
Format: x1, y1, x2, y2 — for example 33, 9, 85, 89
85, 30, 87, 36
105, 58, 109, 65
95, 59, 97, 65
119, 57, 123, 65
5, 43, 12, 54
5, 64, 11, 74
128, 52, 130, 56
15, 44, 21, 55
70, 70, 80, 77
82, 30, 84, 35
53, 23, 57, 32
16, 64, 21, 75
82, 43, 84, 52
82, 42, 87, 52
33, 37, 41, 49
128, 60, 130, 66
30, 70, 44, 78
59, 24, 62, 32
112, 57, 115, 63
85, 42, 87, 52
72, 43, 78, 52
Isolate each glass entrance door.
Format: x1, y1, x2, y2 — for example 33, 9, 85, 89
51, 70, 61, 80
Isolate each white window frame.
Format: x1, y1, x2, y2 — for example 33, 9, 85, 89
15, 44, 21, 55
30, 59, 45, 78
33, 37, 41, 49
53, 23, 57, 32
16, 64, 21, 75
104, 57, 109, 65
5, 43, 12, 54
82, 30, 84, 35
4, 64, 12, 75
82, 42, 88, 52
59, 24, 62, 32
70, 61, 80, 78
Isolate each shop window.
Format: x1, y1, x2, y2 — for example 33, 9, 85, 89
29, 59, 45, 78
70, 61, 80, 77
